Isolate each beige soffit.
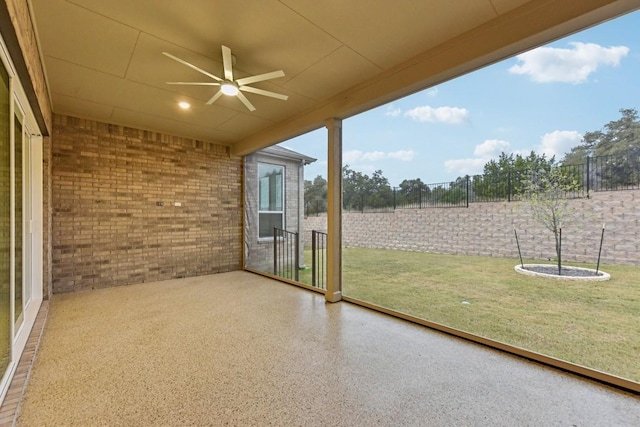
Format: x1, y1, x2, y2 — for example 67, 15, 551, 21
29, 0, 640, 155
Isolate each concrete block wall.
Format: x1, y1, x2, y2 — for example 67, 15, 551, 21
51, 115, 243, 293
305, 189, 640, 265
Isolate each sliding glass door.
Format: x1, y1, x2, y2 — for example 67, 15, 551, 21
0, 38, 43, 403
0, 51, 9, 379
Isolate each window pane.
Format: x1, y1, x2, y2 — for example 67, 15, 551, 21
259, 213, 282, 238
258, 163, 283, 211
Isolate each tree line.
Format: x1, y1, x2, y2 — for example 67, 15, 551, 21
305, 108, 640, 214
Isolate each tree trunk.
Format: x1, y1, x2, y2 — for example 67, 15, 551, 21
554, 229, 562, 275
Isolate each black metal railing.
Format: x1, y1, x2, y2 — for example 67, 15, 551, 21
273, 227, 299, 281
393, 178, 470, 209
305, 153, 640, 214
470, 164, 586, 203
311, 230, 327, 290
586, 154, 640, 192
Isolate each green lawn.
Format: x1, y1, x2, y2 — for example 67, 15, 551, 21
298, 248, 640, 383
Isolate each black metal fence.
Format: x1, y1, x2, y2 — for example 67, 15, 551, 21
305, 153, 640, 214
273, 227, 299, 281
587, 154, 640, 192
311, 230, 327, 290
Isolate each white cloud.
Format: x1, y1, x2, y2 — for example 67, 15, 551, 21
473, 139, 511, 158
537, 130, 583, 159
444, 158, 487, 176
508, 42, 629, 84
387, 150, 416, 161
361, 151, 387, 162
443, 131, 584, 176
445, 139, 512, 176
343, 150, 365, 164
404, 106, 469, 124
385, 107, 402, 117
425, 88, 439, 97
344, 149, 416, 165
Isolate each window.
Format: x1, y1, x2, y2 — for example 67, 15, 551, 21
258, 163, 284, 238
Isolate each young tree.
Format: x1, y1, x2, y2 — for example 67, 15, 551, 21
523, 165, 581, 274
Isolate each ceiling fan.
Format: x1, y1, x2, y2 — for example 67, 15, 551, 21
162, 45, 288, 112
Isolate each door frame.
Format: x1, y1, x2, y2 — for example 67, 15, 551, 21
0, 32, 44, 405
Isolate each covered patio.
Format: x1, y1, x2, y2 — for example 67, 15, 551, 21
0, 0, 639, 424
13, 272, 640, 425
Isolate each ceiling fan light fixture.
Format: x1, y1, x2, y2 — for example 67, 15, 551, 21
221, 82, 239, 96
163, 46, 287, 111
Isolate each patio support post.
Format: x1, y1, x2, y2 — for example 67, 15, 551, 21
325, 118, 343, 303
297, 159, 306, 268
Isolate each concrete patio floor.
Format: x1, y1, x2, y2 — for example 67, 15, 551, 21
14, 271, 640, 426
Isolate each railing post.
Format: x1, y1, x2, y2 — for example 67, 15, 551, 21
466, 175, 470, 208
393, 187, 396, 210
586, 156, 591, 197
311, 231, 317, 287
295, 231, 299, 282
286, 231, 290, 279
273, 227, 278, 275
507, 170, 511, 202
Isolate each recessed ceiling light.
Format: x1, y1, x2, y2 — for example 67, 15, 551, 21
178, 101, 191, 109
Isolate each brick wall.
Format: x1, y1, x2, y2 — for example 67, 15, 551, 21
51, 115, 243, 293
3, 0, 53, 131
42, 136, 52, 298
305, 189, 640, 265
2, 0, 53, 298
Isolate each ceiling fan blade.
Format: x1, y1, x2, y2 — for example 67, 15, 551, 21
162, 52, 222, 82
166, 82, 221, 86
236, 91, 256, 112
222, 45, 234, 81
239, 86, 288, 101
236, 70, 285, 86
206, 90, 224, 105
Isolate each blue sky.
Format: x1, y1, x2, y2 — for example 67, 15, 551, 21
283, 10, 640, 187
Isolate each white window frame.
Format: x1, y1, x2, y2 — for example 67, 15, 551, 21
257, 162, 285, 240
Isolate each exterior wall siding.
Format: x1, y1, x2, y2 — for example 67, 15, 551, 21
305, 189, 640, 265
244, 152, 303, 272
51, 115, 243, 293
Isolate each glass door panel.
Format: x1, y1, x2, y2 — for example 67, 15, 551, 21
13, 113, 22, 328
0, 60, 10, 375
23, 128, 30, 307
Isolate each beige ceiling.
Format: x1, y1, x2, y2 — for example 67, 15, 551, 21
30, 0, 639, 155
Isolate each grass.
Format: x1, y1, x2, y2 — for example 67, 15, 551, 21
298, 248, 640, 383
